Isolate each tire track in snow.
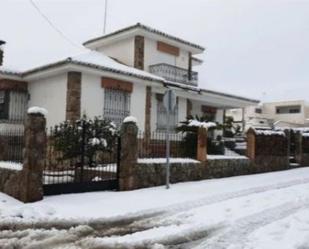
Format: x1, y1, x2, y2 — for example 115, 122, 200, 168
193, 198, 309, 249
2, 176, 309, 232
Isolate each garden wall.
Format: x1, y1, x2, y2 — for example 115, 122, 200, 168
119, 121, 253, 190
295, 133, 309, 166
207, 157, 251, 178
247, 129, 289, 173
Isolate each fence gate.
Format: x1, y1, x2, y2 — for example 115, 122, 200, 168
43, 122, 120, 196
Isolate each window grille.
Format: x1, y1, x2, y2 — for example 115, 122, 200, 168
0, 90, 8, 119
103, 89, 131, 127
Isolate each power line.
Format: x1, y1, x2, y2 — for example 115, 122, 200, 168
28, 0, 84, 50
103, 0, 108, 34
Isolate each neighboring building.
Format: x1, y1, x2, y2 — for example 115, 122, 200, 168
0, 23, 259, 132
228, 100, 309, 130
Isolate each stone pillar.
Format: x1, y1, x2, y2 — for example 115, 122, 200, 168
119, 121, 138, 191
197, 127, 207, 161
21, 112, 46, 202
134, 36, 144, 70
66, 71, 81, 121
144, 86, 152, 136
246, 128, 256, 160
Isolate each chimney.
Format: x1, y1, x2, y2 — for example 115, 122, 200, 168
0, 40, 6, 66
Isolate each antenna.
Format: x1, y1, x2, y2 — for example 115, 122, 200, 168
103, 0, 108, 34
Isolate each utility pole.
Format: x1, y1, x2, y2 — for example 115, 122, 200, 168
103, 0, 108, 34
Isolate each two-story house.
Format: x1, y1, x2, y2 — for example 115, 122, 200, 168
0, 23, 259, 133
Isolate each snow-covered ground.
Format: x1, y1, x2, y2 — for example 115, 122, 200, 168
1, 167, 309, 248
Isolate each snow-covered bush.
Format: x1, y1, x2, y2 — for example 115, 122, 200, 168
52, 116, 118, 166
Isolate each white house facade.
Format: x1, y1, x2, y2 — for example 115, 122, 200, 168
228, 100, 309, 130
0, 24, 259, 133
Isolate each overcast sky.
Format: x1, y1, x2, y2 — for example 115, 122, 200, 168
1, 0, 309, 102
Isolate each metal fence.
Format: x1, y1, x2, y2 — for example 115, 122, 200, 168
44, 123, 120, 195
138, 131, 190, 158
0, 125, 24, 163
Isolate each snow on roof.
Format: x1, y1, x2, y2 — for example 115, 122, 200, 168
21, 50, 165, 83
0, 66, 22, 77
83, 23, 205, 52
70, 51, 165, 82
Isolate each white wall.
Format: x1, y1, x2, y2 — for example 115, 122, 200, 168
28, 73, 67, 128
262, 100, 306, 125
81, 73, 146, 131
144, 38, 189, 71
150, 92, 187, 132
97, 38, 134, 67
131, 83, 146, 131
191, 100, 203, 117
81, 73, 103, 118
178, 97, 187, 123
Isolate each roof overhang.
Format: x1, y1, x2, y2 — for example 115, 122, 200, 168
1, 58, 258, 109
155, 81, 259, 109
21, 59, 164, 85
83, 23, 205, 55
0, 69, 23, 81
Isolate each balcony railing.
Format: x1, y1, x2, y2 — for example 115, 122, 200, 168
149, 63, 198, 86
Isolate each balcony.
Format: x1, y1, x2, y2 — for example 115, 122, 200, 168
149, 63, 198, 86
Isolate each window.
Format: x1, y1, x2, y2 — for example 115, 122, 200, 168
201, 105, 217, 121
103, 89, 130, 128
156, 94, 178, 131
0, 90, 9, 119
276, 105, 301, 114
255, 108, 262, 114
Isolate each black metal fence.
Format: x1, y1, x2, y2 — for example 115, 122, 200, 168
138, 131, 191, 158
0, 125, 24, 163
44, 122, 120, 195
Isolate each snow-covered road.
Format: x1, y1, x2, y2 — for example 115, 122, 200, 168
1, 167, 309, 248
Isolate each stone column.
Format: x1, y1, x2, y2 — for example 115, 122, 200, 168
197, 127, 207, 161
20, 112, 46, 202
119, 121, 138, 191
134, 36, 144, 70
246, 128, 256, 160
144, 86, 152, 136
66, 71, 81, 121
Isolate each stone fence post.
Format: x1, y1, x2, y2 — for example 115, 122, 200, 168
119, 120, 138, 191
197, 127, 207, 161
246, 128, 256, 160
20, 111, 47, 202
